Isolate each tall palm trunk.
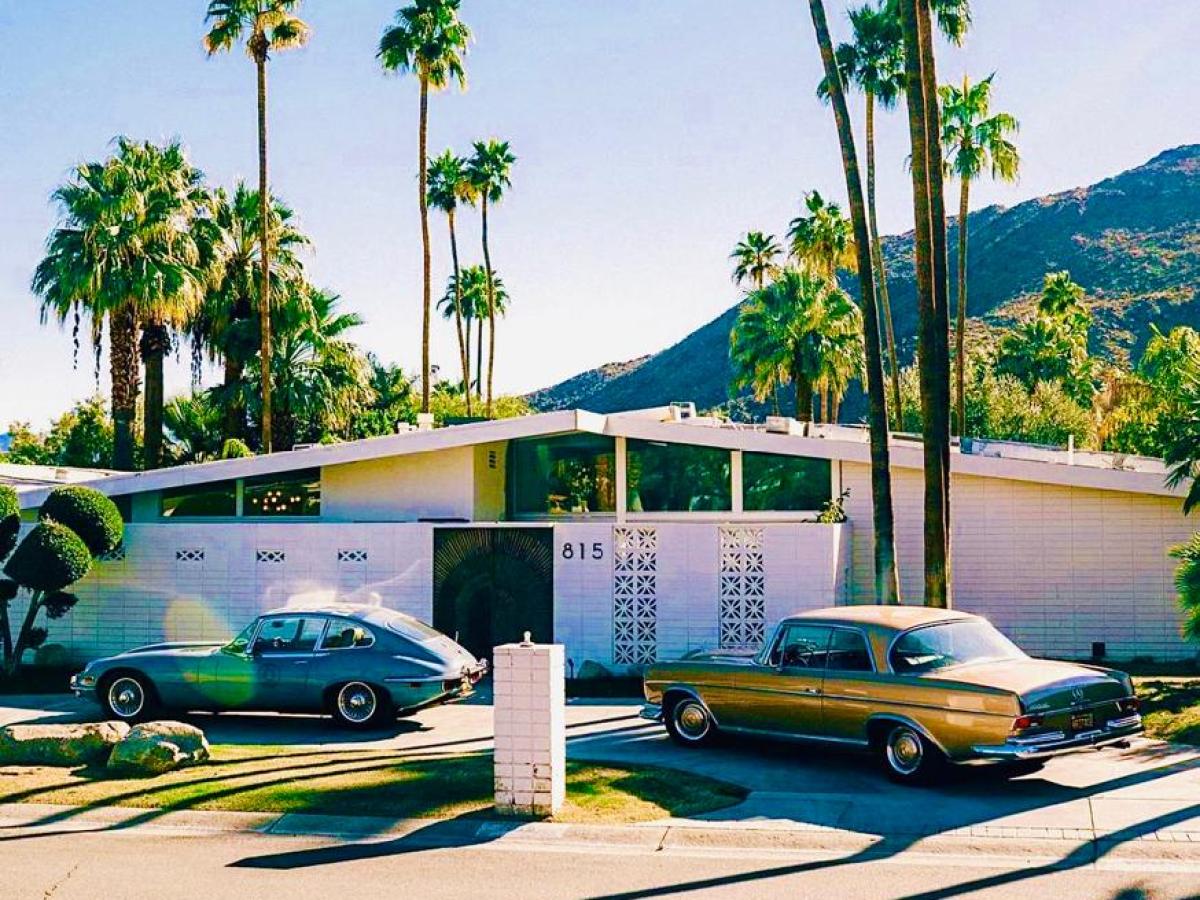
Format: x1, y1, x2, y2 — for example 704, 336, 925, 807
417, 75, 432, 414
140, 319, 170, 469
475, 320, 483, 404
447, 210, 471, 414
481, 194, 497, 417
255, 51, 274, 454
794, 371, 813, 423
866, 90, 903, 429
954, 177, 969, 435
899, 0, 953, 608
809, 0, 900, 604
222, 355, 246, 441
110, 304, 140, 470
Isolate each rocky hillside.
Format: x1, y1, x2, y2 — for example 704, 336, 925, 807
531, 145, 1200, 415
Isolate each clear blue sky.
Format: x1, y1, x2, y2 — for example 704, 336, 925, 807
1, 1, 1197, 429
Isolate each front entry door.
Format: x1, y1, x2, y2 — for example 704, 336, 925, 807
433, 528, 554, 661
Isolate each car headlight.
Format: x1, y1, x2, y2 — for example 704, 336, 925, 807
75, 674, 97, 687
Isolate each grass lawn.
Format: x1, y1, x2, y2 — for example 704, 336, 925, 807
0, 745, 746, 824
1135, 677, 1200, 746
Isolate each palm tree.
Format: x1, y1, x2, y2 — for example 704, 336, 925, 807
730, 269, 861, 423
253, 286, 368, 449
163, 393, 225, 464
821, 1, 905, 428
439, 265, 508, 398
787, 191, 856, 282
465, 139, 516, 416
32, 138, 207, 471
1038, 269, 1087, 322
378, 0, 471, 417
191, 182, 311, 444
204, 0, 310, 454
815, 288, 866, 422
730, 232, 783, 290
895, 0, 969, 608
428, 149, 474, 412
806, 0, 901, 605
940, 73, 1019, 435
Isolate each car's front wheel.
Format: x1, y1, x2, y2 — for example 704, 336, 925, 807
331, 682, 390, 729
664, 696, 716, 747
101, 673, 157, 723
880, 724, 944, 785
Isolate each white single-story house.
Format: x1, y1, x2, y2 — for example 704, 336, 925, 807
11, 404, 1198, 669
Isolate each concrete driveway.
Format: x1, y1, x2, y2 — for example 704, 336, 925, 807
3, 691, 1199, 845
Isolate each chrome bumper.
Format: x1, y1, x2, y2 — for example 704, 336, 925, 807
68, 673, 99, 699
640, 703, 663, 722
972, 714, 1143, 760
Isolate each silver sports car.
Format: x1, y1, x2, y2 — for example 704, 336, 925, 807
70, 604, 487, 728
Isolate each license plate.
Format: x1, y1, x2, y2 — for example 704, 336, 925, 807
1071, 712, 1094, 732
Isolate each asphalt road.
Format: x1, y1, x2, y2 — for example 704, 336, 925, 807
2, 825, 1200, 900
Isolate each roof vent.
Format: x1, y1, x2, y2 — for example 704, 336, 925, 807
292, 443, 317, 452
668, 402, 697, 422
765, 417, 806, 436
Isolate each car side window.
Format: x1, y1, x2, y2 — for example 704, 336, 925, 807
320, 620, 375, 650
768, 625, 832, 670
252, 616, 325, 655
826, 629, 873, 672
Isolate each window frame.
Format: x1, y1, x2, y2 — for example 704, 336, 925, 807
759, 621, 877, 674
250, 615, 329, 657
317, 618, 377, 651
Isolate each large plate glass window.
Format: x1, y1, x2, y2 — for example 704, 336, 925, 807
244, 469, 321, 517
160, 480, 237, 518
742, 452, 832, 512
508, 434, 616, 516
626, 440, 731, 513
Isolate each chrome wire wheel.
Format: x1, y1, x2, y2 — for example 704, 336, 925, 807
671, 699, 712, 743
336, 682, 378, 725
886, 726, 924, 776
107, 677, 145, 720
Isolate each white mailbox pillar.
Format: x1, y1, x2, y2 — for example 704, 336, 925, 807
493, 638, 566, 817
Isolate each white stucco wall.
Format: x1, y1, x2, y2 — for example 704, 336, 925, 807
26, 523, 434, 661
321, 448, 475, 522
841, 461, 1195, 660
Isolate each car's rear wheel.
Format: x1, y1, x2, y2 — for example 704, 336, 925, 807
664, 696, 716, 747
101, 673, 157, 723
880, 724, 943, 785
331, 682, 390, 729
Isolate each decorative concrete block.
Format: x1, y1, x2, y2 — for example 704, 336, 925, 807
493, 639, 566, 818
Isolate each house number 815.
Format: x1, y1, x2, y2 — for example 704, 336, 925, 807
562, 542, 604, 561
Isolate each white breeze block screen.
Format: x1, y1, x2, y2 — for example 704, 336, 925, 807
493, 641, 566, 817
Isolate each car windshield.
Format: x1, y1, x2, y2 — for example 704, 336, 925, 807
889, 620, 1024, 674
224, 620, 257, 655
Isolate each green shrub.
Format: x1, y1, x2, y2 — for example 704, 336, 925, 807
3, 521, 92, 593
0, 485, 19, 561
1172, 534, 1200, 642
37, 486, 123, 558
220, 439, 253, 460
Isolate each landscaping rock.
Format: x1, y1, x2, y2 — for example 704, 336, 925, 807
0, 721, 130, 767
576, 660, 610, 680
107, 721, 209, 776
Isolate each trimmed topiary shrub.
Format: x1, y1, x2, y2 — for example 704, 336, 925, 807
3, 521, 92, 594
0, 485, 19, 561
37, 486, 123, 558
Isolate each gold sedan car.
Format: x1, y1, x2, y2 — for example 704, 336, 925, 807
642, 607, 1143, 784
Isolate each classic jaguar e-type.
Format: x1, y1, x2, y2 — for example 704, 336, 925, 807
642, 606, 1143, 783
70, 604, 487, 728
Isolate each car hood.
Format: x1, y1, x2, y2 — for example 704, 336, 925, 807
926, 658, 1130, 709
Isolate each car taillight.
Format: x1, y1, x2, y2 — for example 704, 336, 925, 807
1012, 714, 1043, 732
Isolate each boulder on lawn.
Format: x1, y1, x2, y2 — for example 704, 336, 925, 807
0, 721, 130, 767
107, 721, 210, 776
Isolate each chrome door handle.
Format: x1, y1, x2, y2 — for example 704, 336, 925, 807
802, 687, 821, 695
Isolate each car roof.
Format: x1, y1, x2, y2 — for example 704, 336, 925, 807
260, 603, 392, 619
784, 605, 978, 632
